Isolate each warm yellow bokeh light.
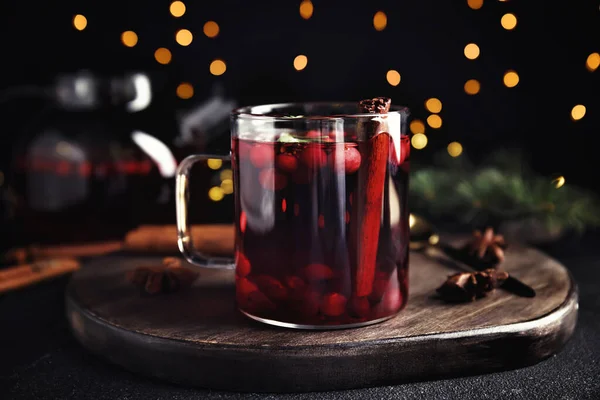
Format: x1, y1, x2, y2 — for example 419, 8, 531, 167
464, 43, 480, 60
425, 98, 442, 113
409, 214, 416, 228
503, 70, 519, 87
207, 158, 223, 170
586, 53, 600, 72
299, 1, 314, 20
571, 105, 586, 121
170, 1, 186, 17
203, 21, 219, 38
121, 31, 138, 47
210, 59, 227, 76
373, 11, 387, 31
411, 133, 428, 149
176, 83, 194, 99
176, 29, 193, 46
501, 13, 517, 30
410, 120, 425, 134
467, 0, 483, 10
220, 169, 233, 181
447, 142, 463, 157
208, 186, 224, 201
154, 48, 172, 65
73, 14, 87, 31
552, 176, 566, 189
221, 179, 234, 194
427, 114, 442, 129
464, 79, 481, 95
386, 70, 401, 86
294, 55, 308, 71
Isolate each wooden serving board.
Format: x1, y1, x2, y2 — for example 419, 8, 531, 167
66, 239, 577, 393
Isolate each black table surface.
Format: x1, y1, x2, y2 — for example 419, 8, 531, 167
1, 232, 600, 400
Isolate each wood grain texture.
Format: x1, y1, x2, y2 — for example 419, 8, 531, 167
66, 237, 577, 392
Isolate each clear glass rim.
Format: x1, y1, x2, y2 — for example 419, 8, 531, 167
232, 102, 410, 120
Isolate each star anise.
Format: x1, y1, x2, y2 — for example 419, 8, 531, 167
127, 257, 199, 295
459, 227, 508, 269
436, 268, 509, 303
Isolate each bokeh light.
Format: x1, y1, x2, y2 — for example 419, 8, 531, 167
386, 70, 401, 86
447, 142, 463, 157
121, 31, 138, 47
427, 114, 442, 129
210, 59, 227, 75
410, 120, 425, 134
208, 186, 224, 201
464, 79, 481, 95
154, 48, 172, 65
467, 0, 483, 10
373, 11, 387, 31
299, 1, 314, 19
73, 14, 87, 31
176, 83, 194, 99
220, 169, 233, 181
553, 176, 566, 189
170, 1, 186, 17
203, 21, 219, 38
294, 55, 308, 71
425, 98, 442, 113
586, 53, 600, 72
221, 179, 234, 194
176, 29, 193, 46
207, 159, 223, 170
501, 13, 517, 30
503, 70, 519, 87
411, 133, 428, 149
464, 43, 480, 60
571, 105, 586, 121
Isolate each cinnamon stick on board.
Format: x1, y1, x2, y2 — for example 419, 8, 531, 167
352, 97, 391, 297
0, 258, 80, 294
123, 224, 234, 256
3, 241, 123, 265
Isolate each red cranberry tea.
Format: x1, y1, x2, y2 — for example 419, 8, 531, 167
232, 130, 410, 327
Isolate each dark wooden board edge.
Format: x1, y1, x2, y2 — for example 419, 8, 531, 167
65, 277, 578, 393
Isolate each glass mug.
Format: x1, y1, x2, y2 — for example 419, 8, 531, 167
175, 102, 410, 329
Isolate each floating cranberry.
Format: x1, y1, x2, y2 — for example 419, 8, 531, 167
237, 140, 253, 159
343, 147, 361, 174
258, 168, 288, 191
236, 251, 251, 277
249, 144, 274, 168
306, 130, 322, 139
321, 292, 347, 317
240, 211, 247, 233
391, 135, 411, 166
349, 296, 371, 318
254, 275, 288, 302
380, 288, 402, 314
275, 153, 298, 173
302, 263, 334, 281
299, 144, 327, 169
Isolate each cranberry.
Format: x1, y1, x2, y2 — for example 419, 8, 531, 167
379, 288, 402, 314
242, 290, 276, 313
237, 140, 253, 159
236, 251, 251, 277
391, 135, 411, 166
299, 144, 327, 169
349, 296, 371, 318
303, 263, 334, 281
321, 292, 347, 317
343, 147, 361, 174
249, 144, 274, 168
237, 277, 258, 297
240, 211, 247, 233
306, 130, 322, 139
258, 168, 288, 191
275, 153, 298, 173
254, 275, 288, 302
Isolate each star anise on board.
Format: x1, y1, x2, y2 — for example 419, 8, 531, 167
465, 227, 507, 266
127, 257, 199, 295
436, 268, 509, 303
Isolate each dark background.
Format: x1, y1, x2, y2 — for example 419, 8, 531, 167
0, 0, 598, 190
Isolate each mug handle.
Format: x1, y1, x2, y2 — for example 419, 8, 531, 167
175, 154, 236, 269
